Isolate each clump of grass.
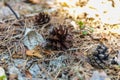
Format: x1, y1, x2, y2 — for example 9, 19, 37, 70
77, 21, 94, 35
78, 21, 85, 29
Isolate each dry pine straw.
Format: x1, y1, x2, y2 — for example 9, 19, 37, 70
0, 0, 119, 80
0, 14, 91, 79
0, 11, 120, 79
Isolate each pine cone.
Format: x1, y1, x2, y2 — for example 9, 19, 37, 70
87, 44, 109, 69
24, 0, 40, 4
35, 12, 50, 25
46, 25, 73, 50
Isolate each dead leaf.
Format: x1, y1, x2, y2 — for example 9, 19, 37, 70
33, 50, 43, 58
12, 52, 23, 59
26, 49, 43, 58
25, 70, 32, 80
26, 50, 34, 57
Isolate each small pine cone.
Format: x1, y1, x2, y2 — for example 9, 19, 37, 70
46, 25, 73, 50
24, 0, 40, 4
35, 12, 50, 25
87, 44, 109, 69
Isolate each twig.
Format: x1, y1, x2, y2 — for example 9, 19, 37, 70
4, 2, 24, 26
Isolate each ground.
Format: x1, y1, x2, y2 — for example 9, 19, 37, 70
0, 0, 120, 80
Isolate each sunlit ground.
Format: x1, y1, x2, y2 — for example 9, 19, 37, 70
51, 0, 120, 50
56, 0, 120, 34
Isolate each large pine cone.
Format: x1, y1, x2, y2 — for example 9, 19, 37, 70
34, 12, 50, 25
46, 25, 73, 50
87, 44, 109, 69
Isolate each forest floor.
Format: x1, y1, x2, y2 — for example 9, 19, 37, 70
0, 0, 120, 80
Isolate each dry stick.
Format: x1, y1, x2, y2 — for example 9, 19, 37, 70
4, 2, 24, 26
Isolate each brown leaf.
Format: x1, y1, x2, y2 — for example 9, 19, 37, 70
26, 50, 34, 57
12, 52, 23, 59
26, 49, 43, 58
25, 70, 32, 80
33, 50, 43, 58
